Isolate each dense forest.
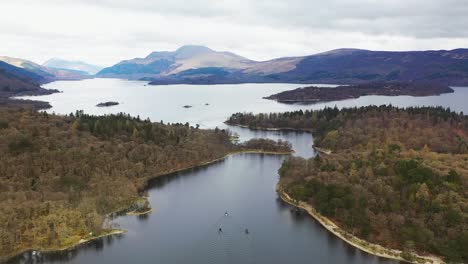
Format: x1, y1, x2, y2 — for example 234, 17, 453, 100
264, 82, 454, 104
227, 105, 468, 154
0, 108, 290, 260
228, 106, 468, 262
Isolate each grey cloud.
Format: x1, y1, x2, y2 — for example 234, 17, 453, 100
2, 0, 468, 65
246, 0, 468, 38
48, 0, 468, 38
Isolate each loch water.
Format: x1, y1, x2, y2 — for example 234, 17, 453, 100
12, 79, 468, 264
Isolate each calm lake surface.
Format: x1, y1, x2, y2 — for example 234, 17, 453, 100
13, 79, 468, 264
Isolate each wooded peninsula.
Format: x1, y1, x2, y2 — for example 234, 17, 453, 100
0, 108, 291, 261
227, 105, 467, 263
263, 82, 454, 104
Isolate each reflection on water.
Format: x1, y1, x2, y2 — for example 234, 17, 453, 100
16, 154, 401, 264
8, 234, 124, 264
18, 79, 468, 127
136, 213, 150, 221
10, 79, 465, 264
146, 158, 227, 190
227, 127, 316, 158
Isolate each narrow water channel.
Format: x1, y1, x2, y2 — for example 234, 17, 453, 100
13, 79, 467, 263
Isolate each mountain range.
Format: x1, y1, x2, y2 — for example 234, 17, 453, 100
96, 45, 302, 83
43, 58, 104, 75
1, 45, 468, 101
0, 56, 98, 108
97, 45, 468, 85
0, 56, 90, 83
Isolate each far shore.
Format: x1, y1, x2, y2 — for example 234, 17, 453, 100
225, 122, 313, 133
277, 184, 445, 264
143, 148, 293, 186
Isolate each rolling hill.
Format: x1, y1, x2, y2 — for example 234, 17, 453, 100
97, 46, 468, 85
0, 56, 89, 83
0, 61, 58, 108
97, 45, 300, 81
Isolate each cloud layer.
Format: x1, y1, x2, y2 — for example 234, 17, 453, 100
1, 0, 467, 65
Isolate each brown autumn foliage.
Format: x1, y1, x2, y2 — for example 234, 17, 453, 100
229, 105, 468, 262
0, 108, 291, 260
264, 82, 454, 104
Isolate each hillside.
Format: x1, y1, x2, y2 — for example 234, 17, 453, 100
98, 46, 468, 85
275, 49, 468, 85
0, 61, 58, 109
264, 82, 454, 104
227, 106, 468, 263
97, 45, 256, 80
0, 56, 89, 83
0, 109, 291, 261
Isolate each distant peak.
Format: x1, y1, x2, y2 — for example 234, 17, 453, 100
145, 45, 214, 60
316, 48, 369, 56
43, 57, 65, 65
176, 45, 212, 53
175, 45, 213, 59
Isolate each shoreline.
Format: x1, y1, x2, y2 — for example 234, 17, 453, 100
263, 83, 454, 105
228, 124, 335, 156
225, 122, 313, 133
313, 146, 332, 155
2, 229, 126, 263
143, 148, 293, 186
276, 184, 445, 264
2, 149, 290, 263
127, 208, 153, 216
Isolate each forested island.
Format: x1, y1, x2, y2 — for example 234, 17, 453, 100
227, 106, 467, 263
96, 101, 119, 107
264, 82, 454, 104
0, 108, 291, 261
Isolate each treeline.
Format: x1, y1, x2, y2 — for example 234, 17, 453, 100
241, 138, 292, 153
0, 108, 289, 260
264, 82, 454, 104
227, 105, 468, 154
249, 105, 468, 262
72, 110, 223, 145
283, 151, 467, 259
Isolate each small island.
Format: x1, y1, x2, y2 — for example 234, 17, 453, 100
227, 106, 467, 263
183, 105, 192, 108
264, 82, 454, 104
96, 101, 119, 107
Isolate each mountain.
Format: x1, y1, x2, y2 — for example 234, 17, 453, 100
272, 48, 468, 85
0, 56, 89, 83
43, 58, 103, 75
0, 60, 45, 84
0, 61, 59, 108
97, 45, 256, 79
97, 45, 300, 81
98, 46, 468, 85
0, 60, 59, 96
0, 61, 44, 94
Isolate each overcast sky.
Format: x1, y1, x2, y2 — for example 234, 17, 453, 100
1, 0, 467, 66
